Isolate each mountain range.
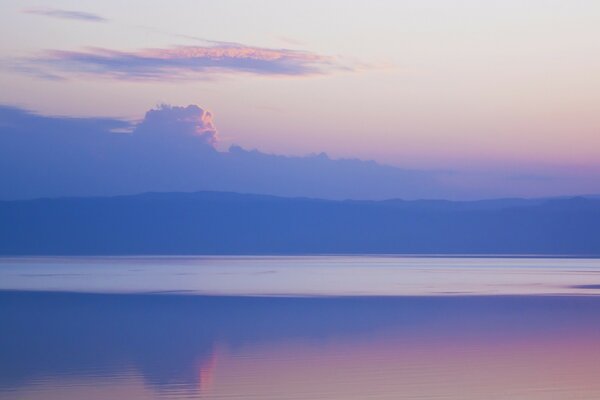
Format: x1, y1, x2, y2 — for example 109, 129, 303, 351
1, 191, 599, 255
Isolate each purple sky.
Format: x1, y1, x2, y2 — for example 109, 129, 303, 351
1, 1, 599, 199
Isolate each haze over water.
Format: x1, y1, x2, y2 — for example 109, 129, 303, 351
1, 256, 600, 399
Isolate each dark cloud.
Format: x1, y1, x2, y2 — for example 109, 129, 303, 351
4, 104, 594, 200
0, 104, 450, 200
22, 8, 107, 22
20, 44, 337, 80
0, 105, 600, 200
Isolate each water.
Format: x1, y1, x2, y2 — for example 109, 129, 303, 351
2, 256, 600, 296
1, 256, 600, 399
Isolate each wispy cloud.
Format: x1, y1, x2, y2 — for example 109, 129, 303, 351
22, 8, 107, 22
19, 43, 341, 80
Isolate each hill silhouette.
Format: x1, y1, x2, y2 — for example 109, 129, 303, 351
1, 192, 599, 255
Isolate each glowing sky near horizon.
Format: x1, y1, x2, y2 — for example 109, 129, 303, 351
1, 0, 599, 174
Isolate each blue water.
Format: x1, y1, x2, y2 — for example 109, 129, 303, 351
1, 256, 600, 399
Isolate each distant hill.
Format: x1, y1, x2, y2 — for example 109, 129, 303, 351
1, 192, 599, 255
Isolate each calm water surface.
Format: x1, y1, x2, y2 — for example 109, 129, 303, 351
1, 256, 600, 399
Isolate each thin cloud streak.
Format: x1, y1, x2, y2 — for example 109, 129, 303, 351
22, 44, 340, 81
22, 8, 107, 22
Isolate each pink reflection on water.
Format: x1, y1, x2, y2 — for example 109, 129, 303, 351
205, 325, 600, 399
198, 347, 218, 395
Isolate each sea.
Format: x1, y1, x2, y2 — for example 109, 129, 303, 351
1, 256, 600, 399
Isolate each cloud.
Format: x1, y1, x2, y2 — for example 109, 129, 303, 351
0, 104, 449, 200
136, 105, 218, 146
22, 8, 107, 22
22, 44, 337, 80
3, 104, 596, 201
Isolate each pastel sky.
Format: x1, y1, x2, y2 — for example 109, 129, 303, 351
1, 0, 599, 198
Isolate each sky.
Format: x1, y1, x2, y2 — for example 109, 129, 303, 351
1, 0, 599, 199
